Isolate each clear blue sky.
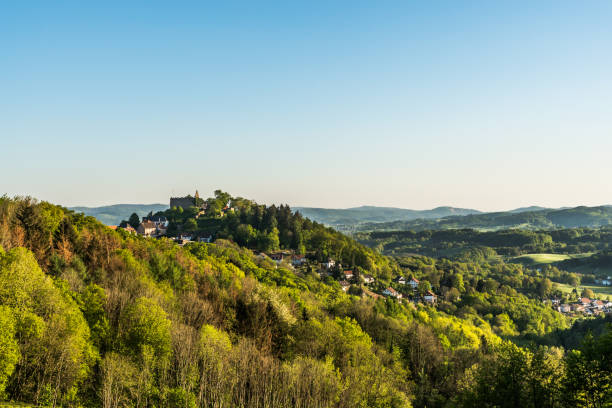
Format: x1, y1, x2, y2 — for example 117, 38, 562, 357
2, 1, 612, 211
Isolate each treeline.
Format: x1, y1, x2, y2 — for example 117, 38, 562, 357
356, 227, 612, 259
558, 250, 612, 273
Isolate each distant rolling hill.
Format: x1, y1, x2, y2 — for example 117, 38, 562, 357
508, 206, 551, 213
293, 205, 482, 227
355, 205, 612, 232
69, 204, 168, 226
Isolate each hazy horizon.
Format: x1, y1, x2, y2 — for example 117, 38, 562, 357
61, 194, 609, 214
2, 1, 612, 211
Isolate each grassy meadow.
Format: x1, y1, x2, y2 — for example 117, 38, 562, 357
509, 253, 594, 266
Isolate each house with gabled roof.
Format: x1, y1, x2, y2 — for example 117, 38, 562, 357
137, 221, 157, 237
323, 259, 336, 270
362, 274, 375, 284
423, 290, 437, 304
383, 287, 402, 299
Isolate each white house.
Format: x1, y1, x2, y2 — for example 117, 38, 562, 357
423, 290, 437, 304
408, 277, 419, 289
137, 221, 157, 237
323, 259, 336, 270
362, 274, 375, 284
383, 287, 402, 299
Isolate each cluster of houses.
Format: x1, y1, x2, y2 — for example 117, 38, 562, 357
321, 259, 438, 304
136, 215, 169, 237
111, 214, 212, 245
259, 254, 439, 305
552, 297, 612, 316
110, 215, 169, 237
382, 276, 437, 304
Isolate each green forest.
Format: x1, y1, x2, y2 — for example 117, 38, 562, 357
356, 227, 612, 258
1, 193, 612, 407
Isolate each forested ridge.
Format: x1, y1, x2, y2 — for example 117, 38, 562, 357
1, 195, 612, 407
356, 227, 612, 258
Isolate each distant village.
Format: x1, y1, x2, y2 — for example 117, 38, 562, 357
547, 279, 612, 317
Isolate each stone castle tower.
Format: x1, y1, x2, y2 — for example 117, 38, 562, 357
170, 190, 200, 209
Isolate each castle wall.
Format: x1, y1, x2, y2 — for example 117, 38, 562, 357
170, 197, 195, 209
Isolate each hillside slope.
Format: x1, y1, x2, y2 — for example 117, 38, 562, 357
0, 195, 505, 407
2, 194, 609, 407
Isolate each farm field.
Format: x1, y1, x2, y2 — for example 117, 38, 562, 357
509, 253, 593, 266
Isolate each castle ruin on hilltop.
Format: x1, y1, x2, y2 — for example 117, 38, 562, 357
170, 190, 206, 209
